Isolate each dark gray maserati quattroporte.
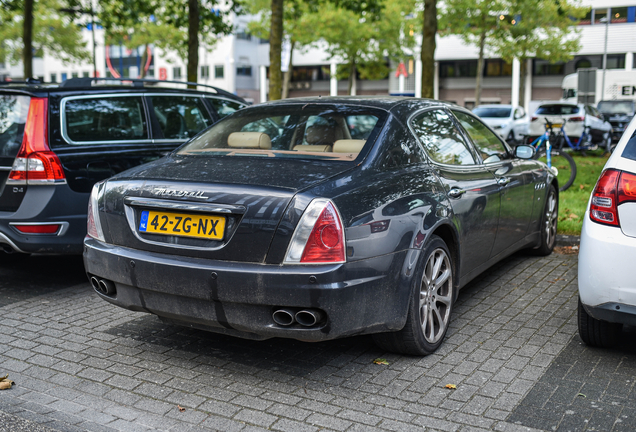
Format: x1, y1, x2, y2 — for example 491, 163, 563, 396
83, 97, 557, 355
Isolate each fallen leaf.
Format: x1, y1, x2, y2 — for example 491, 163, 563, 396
568, 213, 579, 219
373, 358, 389, 365
0, 374, 14, 390
577, 393, 586, 398
445, 384, 457, 389
580, 184, 585, 190
178, 405, 186, 412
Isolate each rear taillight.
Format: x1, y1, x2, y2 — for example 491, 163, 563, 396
284, 199, 345, 264
87, 181, 106, 242
568, 116, 585, 122
589, 169, 636, 227
531, 116, 538, 122
8, 97, 66, 185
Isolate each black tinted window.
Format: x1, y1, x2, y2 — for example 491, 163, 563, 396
535, 104, 580, 115
151, 96, 212, 140
411, 109, 475, 165
0, 95, 29, 158
454, 111, 508, 163
207, 98, 244, 119
622, 129, 636, 162
65, 97, 148, 143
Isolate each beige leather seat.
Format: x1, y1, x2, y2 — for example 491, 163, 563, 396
333, 139, 366, 153
227, 132, 271, 149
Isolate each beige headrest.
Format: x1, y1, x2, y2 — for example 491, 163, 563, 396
293, 144, 332, 152
305, 125, 334, 145
227, 132, 271, 149
333, 139, 366, 153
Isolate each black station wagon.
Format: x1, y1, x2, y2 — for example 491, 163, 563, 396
83, 97, 557, 355
0, 78, 246, 254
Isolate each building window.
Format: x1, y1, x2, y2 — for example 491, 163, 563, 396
236, 65, 252, 76
236, 29, 251, 41
200, 65, 209, 79
533, 59, 565, 76
173, 67, 182, 79
606, 54, 626, 69
594, 8, 608, 24
579, 9, 592, 25
61, 72, 68, 81
71, 72, 79, 78
50, 73, 57, 83
611, 7, 628, 23
484, 59, 512, 77
82, 71, 90, 78
215, 65, 224, 79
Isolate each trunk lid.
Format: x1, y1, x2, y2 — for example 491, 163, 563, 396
0, 94, 30, 212
102, 154, 356, 263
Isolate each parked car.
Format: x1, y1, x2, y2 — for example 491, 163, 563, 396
472, 104, 528, 142
597, 99, 635, 145
84, 96, 557, 356
0, 77, 247, 254
578, 114, 636, 347
528, 102, 612, 147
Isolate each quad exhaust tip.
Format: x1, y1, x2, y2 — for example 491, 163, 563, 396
90, 275, 116, 296
272, 308, 325, 327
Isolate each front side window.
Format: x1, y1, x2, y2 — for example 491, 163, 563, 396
410, 109, 475, 166
151, 96, 212, 140
64, 97, 148, 143
453, 111, 508, 163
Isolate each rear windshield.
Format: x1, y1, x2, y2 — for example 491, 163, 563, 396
598, 101, 635, 115
622, 129, 636, 161
535, 104, 580, 115
177, 104, 386, 161
0, 95, 30, 158
472, 107, 511, 118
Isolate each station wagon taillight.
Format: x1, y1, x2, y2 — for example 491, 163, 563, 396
589, 169, 636, 227
8, 97, 66, 184
284, 199, 345, 264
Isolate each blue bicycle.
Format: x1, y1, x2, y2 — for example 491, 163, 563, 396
529, 119, 577, 192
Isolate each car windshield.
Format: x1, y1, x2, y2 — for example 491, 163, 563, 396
535, 104, 580, 115
177, 104, 386, 161
472, 107, 511, 118
598, 101, 634, 115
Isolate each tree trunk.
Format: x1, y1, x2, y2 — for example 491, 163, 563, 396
347, 61, 357, 95
475, 30, 486, 107
281, 40, 295, 99
519, 59, 527, 107
187, 0, 199, 88
139, 44, 149, 79
23, 0, 34, 80
421, 0, 437, 99
269, 0, 284, 101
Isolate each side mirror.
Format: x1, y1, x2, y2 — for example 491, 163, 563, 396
515, 145, 534, 159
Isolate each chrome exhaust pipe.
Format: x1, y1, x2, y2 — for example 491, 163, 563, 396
90, 276, 101, 291
97, 279, 116, 296
272, 309, 295, 326
295, 309, 324, 327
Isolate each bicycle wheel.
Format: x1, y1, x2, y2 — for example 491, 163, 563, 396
535, 149, 577, 191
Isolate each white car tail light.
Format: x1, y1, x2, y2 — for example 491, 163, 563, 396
284, 199, 345, 264
7, 97, 66, 185
87, 181, 106, 241
590, 169, 636, 227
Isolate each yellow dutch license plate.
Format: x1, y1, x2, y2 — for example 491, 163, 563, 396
138, 210, 226, 240
552, 123, 562, 129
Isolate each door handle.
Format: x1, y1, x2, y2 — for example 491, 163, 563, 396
497, 177, 511, 186
448, 188, 466, 198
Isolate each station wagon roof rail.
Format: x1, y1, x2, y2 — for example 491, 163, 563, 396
58, 77, 236, 97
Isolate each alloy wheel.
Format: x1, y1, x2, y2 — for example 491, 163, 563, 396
419, 248, 453, 344
545, 190, 558, 247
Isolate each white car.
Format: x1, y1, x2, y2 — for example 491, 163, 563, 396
528, 102, 612, 148
472, 104, 528, 142
578, 114, 636, 347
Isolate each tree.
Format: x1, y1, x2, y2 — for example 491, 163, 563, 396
306, 0, 416, 95
0, 0, 90, 79
421, 0, 437, 99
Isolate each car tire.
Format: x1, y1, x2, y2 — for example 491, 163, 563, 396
530, 184, 558, 256
603, 131, 616, 154
578, 297, 622, 348
506, 131, 515, 144
373, 235, 454, 355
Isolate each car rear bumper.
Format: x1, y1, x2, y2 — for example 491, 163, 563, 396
578, 215, 636, 324
0, 185, 88, 254
83, 238, 416, 341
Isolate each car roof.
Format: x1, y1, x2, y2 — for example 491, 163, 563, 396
474, 104, 513, 108
253, 96, 457, 111
0, 77, 243, 101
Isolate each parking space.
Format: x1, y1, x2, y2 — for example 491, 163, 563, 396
0, 249, 634, 432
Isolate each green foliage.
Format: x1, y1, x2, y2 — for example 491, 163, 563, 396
0, 0, 90, 66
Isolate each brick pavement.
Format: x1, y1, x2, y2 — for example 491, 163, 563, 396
0, 249, 632, 432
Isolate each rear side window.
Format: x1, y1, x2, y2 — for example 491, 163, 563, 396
0, 95, 30, 158
151, 96, 212, 140
64, 97, 148, 143
411, 109, 476, 166
622, 129, 636, 162
535, 104, 580, 115
207, 98, 244, 119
